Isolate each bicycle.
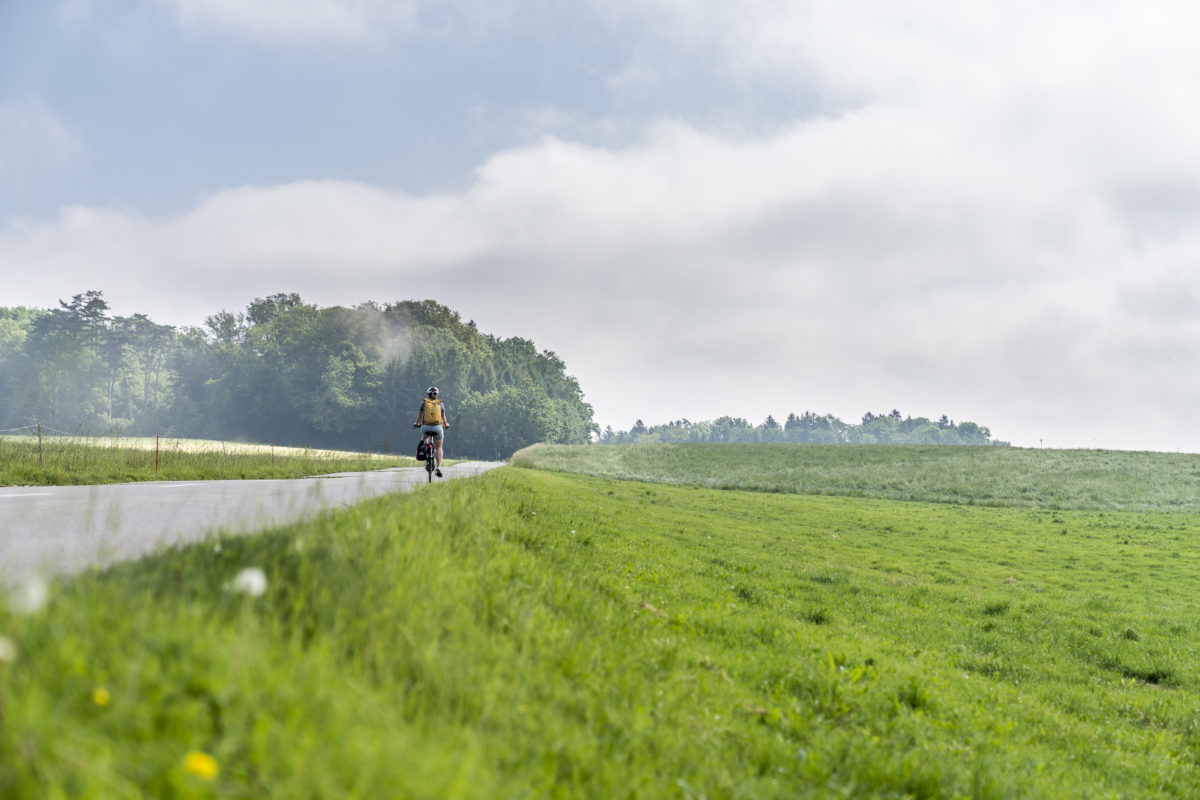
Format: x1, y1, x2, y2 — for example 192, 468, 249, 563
414, 425, 442, 483
422, 430, 437, 483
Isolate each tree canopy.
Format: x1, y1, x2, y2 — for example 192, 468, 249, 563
600, 409, 1009, 446
0, 292, 597, 459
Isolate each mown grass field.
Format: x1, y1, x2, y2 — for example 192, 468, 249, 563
515, 442, 1200, 512
3, 444, 1200, 797
0, 435, 419, 486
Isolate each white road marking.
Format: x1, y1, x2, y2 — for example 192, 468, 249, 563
0, 492, 54, 498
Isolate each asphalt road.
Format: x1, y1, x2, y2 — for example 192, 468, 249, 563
0, 461, 504, 586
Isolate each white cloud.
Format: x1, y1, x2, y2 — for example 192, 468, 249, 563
58, 0, 93, 22
6, 2, 1200, 451
0, 98, 84, 179
594, 1, 1200, 98
150, 0, 548, 44
154, 0, 419, 43
466, 104, 636, 154
4, 100, 1200, 451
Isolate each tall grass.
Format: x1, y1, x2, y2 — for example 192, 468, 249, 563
5, 467, 1200, 797
0, 435, 417, 486
514, 442, 1200, 512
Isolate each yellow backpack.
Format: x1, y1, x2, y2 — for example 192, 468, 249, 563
422, 397, 443, 425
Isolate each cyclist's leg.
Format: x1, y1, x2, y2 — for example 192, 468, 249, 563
422, 424, 445, 474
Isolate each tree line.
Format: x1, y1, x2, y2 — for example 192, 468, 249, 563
600, 409, 1009, 446
0, 291, 598, 459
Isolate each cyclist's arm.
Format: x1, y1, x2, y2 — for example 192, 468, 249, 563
442, 404, 450, 427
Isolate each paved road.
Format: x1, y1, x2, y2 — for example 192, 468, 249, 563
0, 462, 504, 585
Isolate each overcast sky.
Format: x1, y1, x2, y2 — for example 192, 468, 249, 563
2, 1, 1199, 452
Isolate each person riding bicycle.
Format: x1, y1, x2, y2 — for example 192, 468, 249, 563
413, 386, 449, 477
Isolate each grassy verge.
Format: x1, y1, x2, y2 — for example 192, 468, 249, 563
514, 442, 1200, 512
4, 466, 1200, 797
0, 435, 421, 486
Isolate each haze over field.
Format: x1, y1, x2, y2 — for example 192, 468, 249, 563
3, 1, 1199, 452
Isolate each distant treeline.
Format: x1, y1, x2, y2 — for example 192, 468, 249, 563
600, 410, 1009, 446
0, 291, 597, 459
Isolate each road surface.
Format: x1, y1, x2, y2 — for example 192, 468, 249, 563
0, 462, 504, 585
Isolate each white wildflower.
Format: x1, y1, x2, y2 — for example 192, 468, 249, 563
0, 635, 16, 664
229, 567, 267, 598
10, 576, 48, 615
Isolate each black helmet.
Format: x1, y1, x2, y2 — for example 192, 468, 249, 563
427, 386, 439, 396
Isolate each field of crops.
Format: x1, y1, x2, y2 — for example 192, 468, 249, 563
3, 444, 1200, 797
0, 434, 417, 485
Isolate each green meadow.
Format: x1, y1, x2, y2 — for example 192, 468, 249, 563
514, 442, 1200, 512
4, 444, 1200, 797
0, 435, 418, 486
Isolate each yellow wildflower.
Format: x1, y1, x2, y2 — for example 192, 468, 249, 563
183, 750, 219, 780
92, 686, 111, 707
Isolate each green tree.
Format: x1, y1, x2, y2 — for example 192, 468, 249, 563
456, 385, 562, 459
3, 292, 598, 457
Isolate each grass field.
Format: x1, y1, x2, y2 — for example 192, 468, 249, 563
3, 445, 1200, 797
0, 434, 419, 486
514, 442, 1200, 512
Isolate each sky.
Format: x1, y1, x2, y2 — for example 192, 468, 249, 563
2, 0, 1199, 452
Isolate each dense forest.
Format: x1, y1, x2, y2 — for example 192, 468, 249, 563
0, 291, 597, 459
1, 291, 1008, 458
600, 410, 1009, 446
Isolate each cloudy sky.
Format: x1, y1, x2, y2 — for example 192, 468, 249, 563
3, 1, 1199, 452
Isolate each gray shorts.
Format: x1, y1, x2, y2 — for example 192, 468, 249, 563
421, 424, 444, 442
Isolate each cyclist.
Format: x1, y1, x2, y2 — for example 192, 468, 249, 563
413, 385, 449, 477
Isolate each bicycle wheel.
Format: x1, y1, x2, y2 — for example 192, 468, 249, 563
426, 445, 434, 483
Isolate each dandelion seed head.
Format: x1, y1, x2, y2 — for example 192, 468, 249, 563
229, 567, 267, 598
10, 576, 48, 615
